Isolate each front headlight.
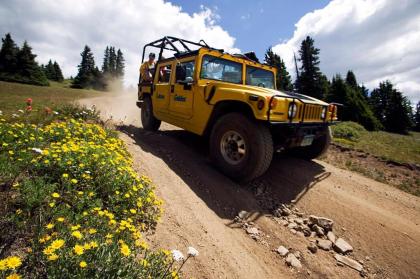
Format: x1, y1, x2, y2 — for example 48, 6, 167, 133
288, 103, 298, 118
321, 107, 327, 119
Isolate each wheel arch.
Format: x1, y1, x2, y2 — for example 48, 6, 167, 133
203, 100, 257, 137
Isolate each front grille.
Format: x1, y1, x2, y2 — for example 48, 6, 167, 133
297, 104, 323, 122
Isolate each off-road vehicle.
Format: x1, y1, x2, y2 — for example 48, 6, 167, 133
137, 37, 338, 181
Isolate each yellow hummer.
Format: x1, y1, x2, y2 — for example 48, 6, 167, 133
137, 37, 338, 181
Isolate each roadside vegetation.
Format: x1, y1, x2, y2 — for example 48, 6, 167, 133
0, 93, 195, 278
324, 122, 420, 196
331, 122, 420, 165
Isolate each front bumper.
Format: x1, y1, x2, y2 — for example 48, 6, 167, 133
269, 122, 330, 150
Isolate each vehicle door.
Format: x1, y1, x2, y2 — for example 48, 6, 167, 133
169, 59, 195, 119
152, 62, 173, 114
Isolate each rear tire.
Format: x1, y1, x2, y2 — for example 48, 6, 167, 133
141, 96, 161, 131
210, 113, 273, 182
291, 126, 331, 159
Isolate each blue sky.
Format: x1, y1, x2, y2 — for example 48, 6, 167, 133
1, 0, 418, 102
171, 0, 330, 60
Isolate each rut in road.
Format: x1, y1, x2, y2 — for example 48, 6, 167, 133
80, 95, 420, 279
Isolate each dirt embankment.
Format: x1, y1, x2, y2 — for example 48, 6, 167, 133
80, 95, 420, 279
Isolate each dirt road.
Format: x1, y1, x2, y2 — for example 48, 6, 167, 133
80, 95, 420, 279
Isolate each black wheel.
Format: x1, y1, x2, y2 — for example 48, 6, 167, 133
209, 113, 273, 182
141, 96, 161, 131
291, 126, 331, 159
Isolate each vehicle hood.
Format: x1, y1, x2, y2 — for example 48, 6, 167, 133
216, 83, 329, 106
245, 86, 329, 106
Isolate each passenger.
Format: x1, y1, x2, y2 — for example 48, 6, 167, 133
139, 53, 156, 83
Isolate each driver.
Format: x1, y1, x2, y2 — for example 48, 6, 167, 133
139, 53, 156, 83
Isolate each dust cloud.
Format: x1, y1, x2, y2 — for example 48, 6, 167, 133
79, 81, 140, 126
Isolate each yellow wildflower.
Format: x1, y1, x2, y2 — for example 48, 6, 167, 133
50, 239, 65, 250
71, 230, 83, 240
46, 223, 54, 229
120, 243, 131, 256
79, 261, 87, 268
89, 241, 98, 248
62, 173, 69, 178
73, 245, 84, 255
70, 179, 78, 184
57, 217, 65, 222
71, 225, 81, 231
0, 259, 7, 271
88, 228, 97, 234
52, 192, 60, 198
48, 254, 59, 261
49, 202, 55, 208
6, 256, 21, 269
6, 273, 21, 279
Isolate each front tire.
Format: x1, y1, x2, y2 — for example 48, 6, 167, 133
141, 96, 161, 131
210, 113, 273, 182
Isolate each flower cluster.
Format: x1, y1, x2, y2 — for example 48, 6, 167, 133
0, 118, 179, 278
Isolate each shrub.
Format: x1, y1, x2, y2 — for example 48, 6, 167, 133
331, 121, 367, 142
0, 118, 186, 278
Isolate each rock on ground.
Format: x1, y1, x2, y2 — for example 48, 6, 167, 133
285, 253, 302, 268
317, 239, 333, 251
327, 231, 336, 243
334, 238, 353, 254
246, 227, 259, 235
277, 246, 289, 257
309, 215, 334, 231
308, 242, 318, 253
334, 254, 363, 272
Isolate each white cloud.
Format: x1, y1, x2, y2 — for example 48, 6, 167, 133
272, 0, 420, 103
0, 0, 239, 87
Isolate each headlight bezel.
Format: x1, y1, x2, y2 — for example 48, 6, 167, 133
288, 103, 298, 119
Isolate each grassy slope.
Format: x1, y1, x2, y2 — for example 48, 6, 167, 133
328, 122, 420, 196
332, 124, 420, 165
0, 80, 102, 113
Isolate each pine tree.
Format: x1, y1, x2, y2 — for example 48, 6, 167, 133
53, 61, 64, 82
370, 81, 412, 134
345, 70, 358, 89
327, 74, 381, 130
360, 85, 369, 100
44, 60, 56, 80
414, 101, 420, 132
295, 36, 328, 99
0, 33, 19, 74
109, 47, 116, 76
72, 45, 97, 89
264, 48, 293, 91
116, 49, 125, 78
16, 41, 48, 86
102, 46, 110, 74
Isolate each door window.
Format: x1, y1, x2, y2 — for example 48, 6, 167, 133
175, 61, 195, 82
158, 64, 172, 83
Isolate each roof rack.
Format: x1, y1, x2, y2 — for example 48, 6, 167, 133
141, 36, 224, 63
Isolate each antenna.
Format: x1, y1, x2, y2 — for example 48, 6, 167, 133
293, 52, 299, 79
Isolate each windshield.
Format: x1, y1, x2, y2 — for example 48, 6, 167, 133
246, 66, 275, 89
200, 55, 242, 84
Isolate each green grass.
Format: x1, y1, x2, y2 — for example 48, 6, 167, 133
332, 122, 420, 165
0, 80, 102, 115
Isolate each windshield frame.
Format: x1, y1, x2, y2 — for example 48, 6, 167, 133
199, 54, 243, 85
245, 65, 275, 89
